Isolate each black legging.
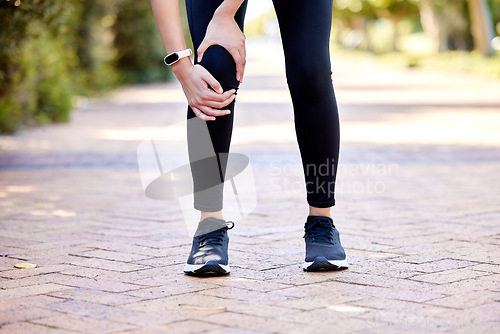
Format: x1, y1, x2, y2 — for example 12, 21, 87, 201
186, 0, 340, 212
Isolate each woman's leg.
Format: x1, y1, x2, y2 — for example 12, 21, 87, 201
273, 0, 348, 271
272, 0, 340, 210
185, 0, 247, 216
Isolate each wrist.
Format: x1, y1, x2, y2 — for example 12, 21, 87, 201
213, 3, 239, 19
171, 57, 193, 80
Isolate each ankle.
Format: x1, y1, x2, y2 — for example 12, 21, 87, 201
200, 211, 224, 221
308, 205, 331, 218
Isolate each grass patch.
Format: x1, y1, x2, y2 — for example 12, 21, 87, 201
333, 46, 500, 79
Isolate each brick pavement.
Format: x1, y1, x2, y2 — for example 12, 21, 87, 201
1, 38, 500, 333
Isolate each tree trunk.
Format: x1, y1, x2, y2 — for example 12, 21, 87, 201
362, 18, 373, 52
467, 0, 495, 56
419, 0, 447, 52
391, 17, 400, 52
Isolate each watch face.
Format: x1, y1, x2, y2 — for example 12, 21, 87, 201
164, 53, 180, 65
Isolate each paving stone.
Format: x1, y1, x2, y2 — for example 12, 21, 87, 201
199, 311, 300, 333
333, 282, 447, 303
411, 259, 478, 273
97, 264, 186, 284
277, 308, 383, 332
1, 273, 74, 289
119, 294, 217, 312
200, 286, 291, 304
118, 320, 228, 334
0, 283, 73, 300
352, 309, 461, 332
270, 284, 330, 299
44, 299, 214, 327
424, 290, 500, 309
0, 307, 61, 326
123, 284, 213, 299
469, 263, 500, 274
31, 313, 136, 333
130, 256, 185, 267
450, 322, 500, 334
0, 295, 64, 312
53, 276, 146, 293
0, 322, 77, 334
264, 267, 351, 286
274, 291, 369, 311
0, 264, 77, 279
57, 266, 121, 280
123, 276, 219, 299
47, 288, 142, 306
63, 256, 151, 272
409, 267, 491, 284
1, 42, 499, 333
327, 270, 437, 290
203, 329, 265, 334
210, 277, 292, 292
78, 249, 152, 262
422, 275, 500, 295
350, 296, 466, 316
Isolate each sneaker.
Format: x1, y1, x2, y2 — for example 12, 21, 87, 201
303, 216, 348, 271
184, 217, 234, 276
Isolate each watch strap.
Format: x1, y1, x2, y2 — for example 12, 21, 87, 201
176, 48, 192, 60
164, 48, 192, 66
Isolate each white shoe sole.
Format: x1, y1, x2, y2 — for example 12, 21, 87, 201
303, 257, 349, 271
184, 261, 230, 275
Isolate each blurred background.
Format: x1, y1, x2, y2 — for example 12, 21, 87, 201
0, 0, 499, 134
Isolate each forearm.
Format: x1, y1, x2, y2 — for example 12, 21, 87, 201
151, 0, 190, 77
151, 0, 187, 53
214, 0, 245, 17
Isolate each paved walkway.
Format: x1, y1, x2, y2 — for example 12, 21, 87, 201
1, 39, 500, 333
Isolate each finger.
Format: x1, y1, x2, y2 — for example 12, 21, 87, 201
204, 93, 236, 109
198, 104, 231, 117
220, 89, 237, 100
202, 72, 223, 94
240, 44, 246, 82
203, 89, 236, 103
230, 49, 246, 83
197, 40, 210, 63
192, 106, 216, 121
236, 59, 245, 84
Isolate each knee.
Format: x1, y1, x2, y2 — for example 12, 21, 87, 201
199, 45, 239, 91
286, 58, 332, 95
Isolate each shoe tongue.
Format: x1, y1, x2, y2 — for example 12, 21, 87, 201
305, 217, 335, 233
194, 217, 228, 237
306, 216, 334, 226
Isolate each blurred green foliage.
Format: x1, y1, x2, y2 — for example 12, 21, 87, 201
331, 0, 499, 54
0, 0, 76, 132
114, 0, 171, 83
0, 0, 173, 133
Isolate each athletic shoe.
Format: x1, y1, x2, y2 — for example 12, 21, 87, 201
303, 216, 348, 271
184, 217, 234, 276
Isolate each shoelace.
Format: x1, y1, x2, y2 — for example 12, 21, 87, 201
304, 219, 335, 245
199, 221, 234, 247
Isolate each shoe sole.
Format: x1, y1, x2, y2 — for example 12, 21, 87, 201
184, 260, 230, 276
303, 257, 348, 272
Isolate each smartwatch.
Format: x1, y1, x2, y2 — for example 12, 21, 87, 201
164, 49, 192, 66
